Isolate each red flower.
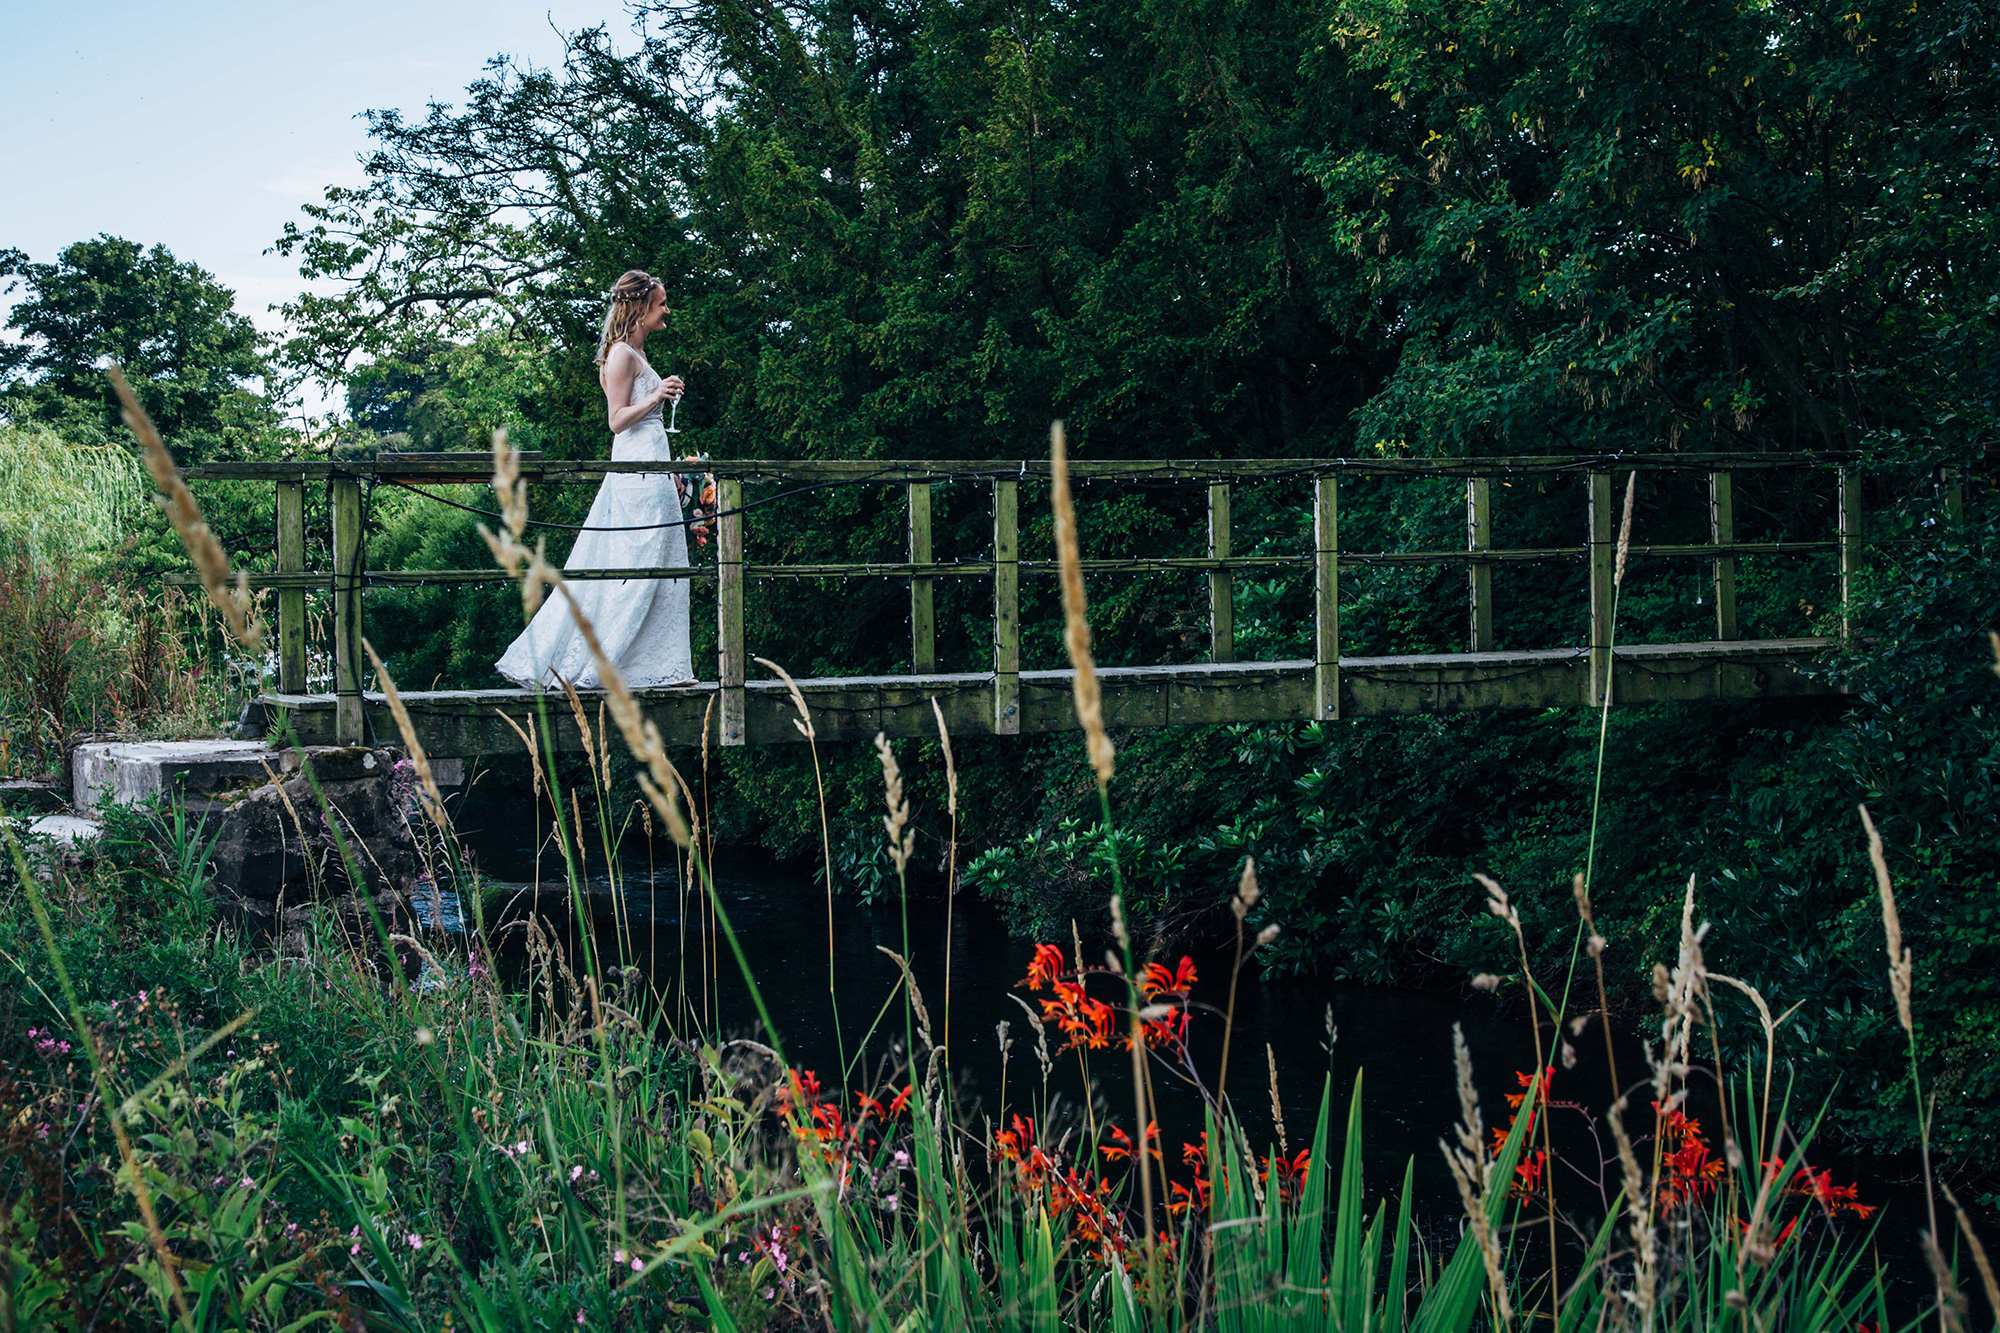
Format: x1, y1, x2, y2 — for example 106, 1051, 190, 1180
810, 1102, 848, 1144
1101, 1121, 1161, 1165
1654, 1106, 1723, 1212
1129, 1006, 1190, 1054
1042, 978, 1115, 1051
1142, 957, 1197, 1001
1511, 1150, 1547, 1199
995, 1114, 1053, 1192
1023, 943, 1067, 992
1261, 1148, 1313, 1204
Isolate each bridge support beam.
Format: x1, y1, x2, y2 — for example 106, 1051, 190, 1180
331, 475, 366, 745
718, 477, 746, 746
1314, 475, 1339, 720
1587, 471, 1613, 709
993, 479, 1020, 734
1710, 471, 1738, 641
1466, 477, 1493, 653
1208, 482, 1234, 663
908, 482, 935, 673
1839, 468, 1862, 644
276, 479, 307, 693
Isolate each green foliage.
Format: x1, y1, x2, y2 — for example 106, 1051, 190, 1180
0, 785, 1921, 1329
0, 422, 147, 561
1325, 0, 2000, 458
0, 237, 282, 464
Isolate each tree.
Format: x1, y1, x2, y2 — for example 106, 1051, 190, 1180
0, 236, 281, 462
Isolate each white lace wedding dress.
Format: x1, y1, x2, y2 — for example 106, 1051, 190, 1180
495, 350, 694, 689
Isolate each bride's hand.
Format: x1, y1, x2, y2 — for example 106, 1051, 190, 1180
659, 374, 686, 403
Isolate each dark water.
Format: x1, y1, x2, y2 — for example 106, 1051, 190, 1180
448, 796, 1935, 1297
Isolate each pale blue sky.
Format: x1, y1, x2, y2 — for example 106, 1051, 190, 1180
1, 1, 619, 408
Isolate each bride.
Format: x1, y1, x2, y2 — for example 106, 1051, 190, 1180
496, 270, 697, 690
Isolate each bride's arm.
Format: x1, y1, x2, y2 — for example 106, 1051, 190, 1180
602, 347, 671, 433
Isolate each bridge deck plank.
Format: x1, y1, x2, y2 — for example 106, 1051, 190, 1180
243, 638, 1838, 757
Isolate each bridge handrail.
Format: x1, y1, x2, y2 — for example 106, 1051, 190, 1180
181, 448, 1912, 484
165, 450, 1968, 747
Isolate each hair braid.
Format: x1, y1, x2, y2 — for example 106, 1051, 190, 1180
596, 270, 663, 367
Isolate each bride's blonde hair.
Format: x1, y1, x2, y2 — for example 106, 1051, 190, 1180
596, 270, 663, 367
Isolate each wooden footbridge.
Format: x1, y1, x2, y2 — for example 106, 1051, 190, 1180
170, 451, 1962, 759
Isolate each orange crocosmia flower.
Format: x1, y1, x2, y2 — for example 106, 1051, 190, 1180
1511, 1149, 1547, 1198
811, 1102, 850, 1143
1142, 957, 1197, 1001
997, 1114, 1053, 1189
1261, 1148, 1313, 1203
1789, 1166, 1876, 1218
1652, 1108, 1725, 1212
1102, 1121, 1161, 1164
1129, 1005, 1190, 1053
1043, 978, 1115, 1050
887, 1085, 913, 1116
1051, 1168, 1130, 1259
1023, 943, 1067, 991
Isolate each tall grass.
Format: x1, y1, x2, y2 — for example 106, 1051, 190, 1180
0, 402, 1983, 1330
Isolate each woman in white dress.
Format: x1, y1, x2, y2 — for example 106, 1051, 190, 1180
496, 270, 698, 689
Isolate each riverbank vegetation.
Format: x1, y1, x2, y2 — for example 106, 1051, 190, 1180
2, 424, 1981, 1329
3, 0, 1997, 1307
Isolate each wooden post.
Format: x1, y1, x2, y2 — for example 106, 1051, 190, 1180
992, 478, 1020, 734
276, 479, 307, 693
1709, 471, 1738, 641
1208, 482, 1234, 664
1587, 471, 1614, 708
1839, 467, 1862, 643
1314, 475, 1339, 721
330, 475, 365, 744
908, 481, 935, 674
717, 477, 746, 746
1466, 477, 1494, 653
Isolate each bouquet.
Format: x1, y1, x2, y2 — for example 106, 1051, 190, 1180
675, 455, 718, 547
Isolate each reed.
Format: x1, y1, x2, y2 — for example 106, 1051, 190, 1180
932, 696, 959, 1051
1049, 420, 1114, 790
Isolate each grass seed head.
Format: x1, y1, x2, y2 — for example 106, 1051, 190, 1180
1613, 469, 1637, 588
1049, 421, 1114, 787
873, 732, 914, 874
755, 657, 816, 742
1859, 804, 1913, 1033
1233, 857, 1260, 920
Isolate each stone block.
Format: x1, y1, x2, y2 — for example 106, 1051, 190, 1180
72, 739, 286, 813
193, 747, 419, 904
27, 814, 104, 849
